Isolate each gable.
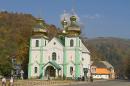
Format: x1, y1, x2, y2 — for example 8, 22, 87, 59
45, 37, 64, 49
81, 41, 90, 53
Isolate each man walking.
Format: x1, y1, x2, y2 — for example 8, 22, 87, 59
2, 77, 6, 86
10, 77, 14, 86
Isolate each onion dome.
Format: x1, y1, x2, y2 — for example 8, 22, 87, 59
32, 18, 48, 38
61, 18, 68, 29
70, 15, 77, 22
66, 15, 81, 36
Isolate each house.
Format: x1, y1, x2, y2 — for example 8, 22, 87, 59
91, 61, 115, 79
28, 13, 91, 80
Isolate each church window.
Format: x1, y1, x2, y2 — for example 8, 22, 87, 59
34, 67, 37, 73
54, 42, 56, 45
82, 57, 84, 61
45, 40, 46, 46
52, 52, 56, 61
70, 67, 73, 75
36, 40, 39, 47
70, 39, 74, 47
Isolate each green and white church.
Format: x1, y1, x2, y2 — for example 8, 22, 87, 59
28, 13, 91, 80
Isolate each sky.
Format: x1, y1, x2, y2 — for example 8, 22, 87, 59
0, 0, 130, 38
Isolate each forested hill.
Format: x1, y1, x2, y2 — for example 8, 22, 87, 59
0, 11, 130, 78
86, 37, 130, 78
0, 11, 58, 76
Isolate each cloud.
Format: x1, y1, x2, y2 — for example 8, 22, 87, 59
60, 10, 71, 22
60, 10, 80, 23
83, 13, 101, 20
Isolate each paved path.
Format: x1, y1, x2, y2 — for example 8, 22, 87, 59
67, 80, 130, 86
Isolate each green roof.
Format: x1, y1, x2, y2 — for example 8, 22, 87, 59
48, 61, 61, 70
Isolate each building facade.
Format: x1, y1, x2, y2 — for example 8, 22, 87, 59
91, 61, 115, 79
28, 14, 91, 80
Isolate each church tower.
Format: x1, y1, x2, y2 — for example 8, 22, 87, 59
28, 18, 49, 79
61, 13, 83, 79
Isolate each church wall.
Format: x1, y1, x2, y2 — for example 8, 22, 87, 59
31, 63, 40, 78
66, 50, 75, 63
82, 53, 91, 77
44, 38, 64, 64
65, 37, 78, 47
82, 53, 90, 68
30, 50, 41, 77
65, 50, 75, 77
31, 38, 42, 48
31, 50, 41, 63
43, 48, 63, 64
66, 62, 75, 78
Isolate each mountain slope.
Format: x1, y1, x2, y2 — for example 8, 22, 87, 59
87, 37, 130, 78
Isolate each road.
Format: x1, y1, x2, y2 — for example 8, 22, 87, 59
67, 80, 130, 86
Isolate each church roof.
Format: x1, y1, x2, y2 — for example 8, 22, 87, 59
48, 61, 61, 70
56, 37, 65, 46
32, 18, 48, 37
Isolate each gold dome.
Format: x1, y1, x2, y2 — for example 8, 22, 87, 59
64, 15, 81, 36
70, 15, 77, 22
32, 18, 48, 36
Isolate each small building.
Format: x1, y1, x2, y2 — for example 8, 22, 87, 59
91, 61, 115, 79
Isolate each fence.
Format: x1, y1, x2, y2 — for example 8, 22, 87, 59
0, 80, 71, 86
14, 80, 70, 86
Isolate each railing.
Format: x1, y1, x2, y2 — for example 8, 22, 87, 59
0, 80, 71, 86
0, 79, 90, 86
14, 80, 70, 86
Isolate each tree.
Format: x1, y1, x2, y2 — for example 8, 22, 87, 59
126, 57, 130, 79
0, 56, 12, 76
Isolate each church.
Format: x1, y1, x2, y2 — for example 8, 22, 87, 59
28, 13, 91, 80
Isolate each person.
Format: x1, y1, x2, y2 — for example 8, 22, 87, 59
90, 76, 93, 82
10, 77, 14, 86
2, 77, 6, 86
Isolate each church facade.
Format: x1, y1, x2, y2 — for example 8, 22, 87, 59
28, 14, 91, 80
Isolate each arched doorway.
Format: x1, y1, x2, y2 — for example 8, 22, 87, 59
45, 66, 56, 78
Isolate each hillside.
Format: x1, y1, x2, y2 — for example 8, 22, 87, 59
87, 37, 130, 78
0, 11, 58, 76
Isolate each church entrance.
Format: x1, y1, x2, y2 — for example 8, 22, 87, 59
45, 66, 56, 78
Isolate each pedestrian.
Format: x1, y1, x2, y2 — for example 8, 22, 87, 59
9, 77, 14, 86
2, 77, 6, 86
90, 76, 93, 82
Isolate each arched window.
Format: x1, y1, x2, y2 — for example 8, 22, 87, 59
36, 40, 39, 47
45, 40, 46, 46
34, 67, 37, 73
52, 52, 56, 61
70, 39, 74, 47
